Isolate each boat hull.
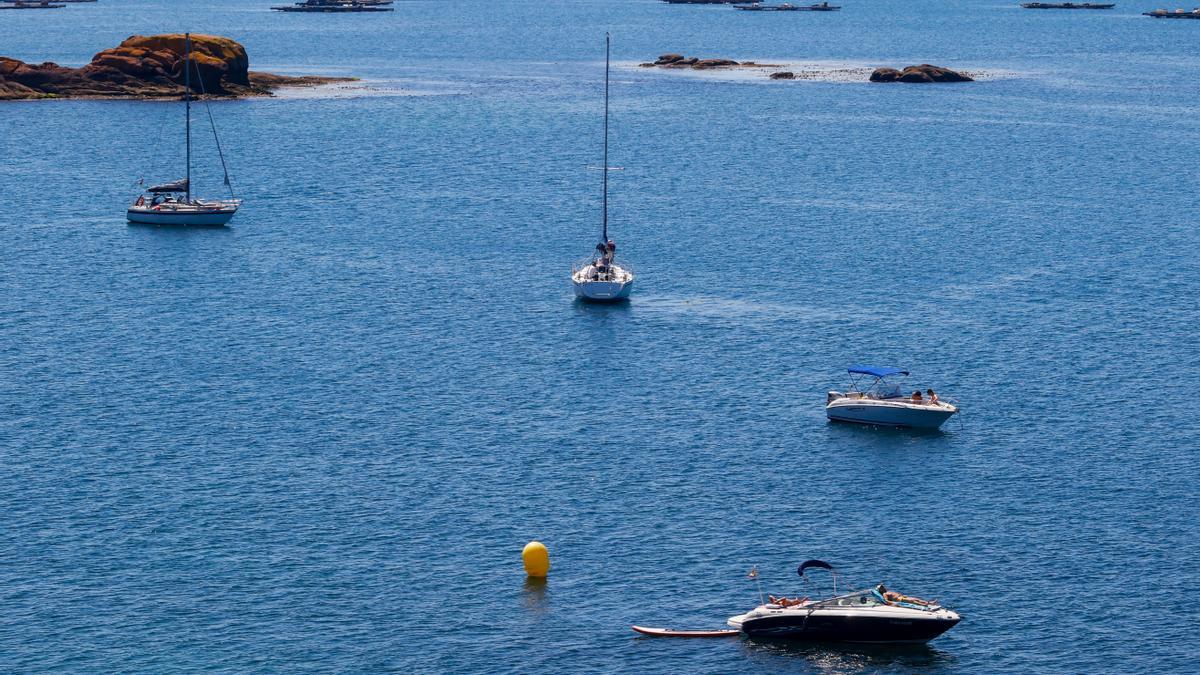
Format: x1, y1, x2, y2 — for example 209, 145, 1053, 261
733, 611, 960, 644
573, 279, 633, 302
127, 206, 237, 226
825, 399, 956, 429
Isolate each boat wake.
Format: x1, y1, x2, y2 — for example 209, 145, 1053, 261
270, 78, 465, 99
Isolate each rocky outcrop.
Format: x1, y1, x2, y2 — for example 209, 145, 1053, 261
869, 64, 973, 83
0, 34, 351, 100
769, 71, 796, 80
646, 53, 781, 70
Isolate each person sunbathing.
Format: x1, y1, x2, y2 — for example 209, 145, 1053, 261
768, 595, 809, 607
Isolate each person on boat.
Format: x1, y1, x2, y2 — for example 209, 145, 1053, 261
768, 595, 809, 607
911, 390, 923, 404
603, 240, 616, 266
926, 388, 938, 405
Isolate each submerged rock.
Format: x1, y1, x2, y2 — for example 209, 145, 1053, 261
0, 33, 351, 100
870, 64, 973, 83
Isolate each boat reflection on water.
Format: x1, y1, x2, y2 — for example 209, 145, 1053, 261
739, 637, 957, 671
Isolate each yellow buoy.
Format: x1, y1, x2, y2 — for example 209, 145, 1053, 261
522, 541, 550, 577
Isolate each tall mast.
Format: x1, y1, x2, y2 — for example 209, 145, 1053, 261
185, 32, 191, 203
602, 33, 609, 243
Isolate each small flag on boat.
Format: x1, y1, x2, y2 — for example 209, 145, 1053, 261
747, 566, 759, 579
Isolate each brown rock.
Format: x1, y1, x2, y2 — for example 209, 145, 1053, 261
693, 59, 739, 69
910, 64, 973, 82
0, 34, 352, 100
897, 67, 934, 83
655, 53, 685, 65
872, 64, 972, 84
869, 67, 901, 83
769, 71, 795, 80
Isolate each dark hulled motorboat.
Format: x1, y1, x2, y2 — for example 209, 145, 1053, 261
727, 561, 961, 644
735, 2, 840, 9
272, 0, 393, 12
1020, 2, 1115, 8
0, 1, 66, 8
1144, 7, 1200, 17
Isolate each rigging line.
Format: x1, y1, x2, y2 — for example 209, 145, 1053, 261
192, 52, 237, 200
135, 90, 175, 198
601, 32, 609, 244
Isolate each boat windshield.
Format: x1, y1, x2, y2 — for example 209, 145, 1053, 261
812, 589, 887, 608
869, 378, 904, 399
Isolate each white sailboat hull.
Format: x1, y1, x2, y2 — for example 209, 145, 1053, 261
573, 278, 633, 301
572, 263, 633, 301
127, 203, 238, 226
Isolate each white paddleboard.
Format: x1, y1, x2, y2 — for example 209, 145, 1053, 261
631, 625, 740, 638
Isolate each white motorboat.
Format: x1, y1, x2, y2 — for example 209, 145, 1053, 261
128, 33, 241, 226
727, 560, 961, 644
572, 34, 634, 302
825, 365, 958, 429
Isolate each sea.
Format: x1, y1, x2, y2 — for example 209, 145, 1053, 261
1, 0, 1197, 671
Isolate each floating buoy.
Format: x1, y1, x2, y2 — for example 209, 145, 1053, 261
522, 541, 550, 577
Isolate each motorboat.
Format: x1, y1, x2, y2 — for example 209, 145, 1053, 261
727, 560, 961, 644
271, 0, 394, 12
1021, 2, 1115, 8
735, 2, 841, 10
1144, 7, 1200, 17
571, 35, 635, 302
0, 1, 66, 9
127, 34, 241, 226
825, 365, 958, 429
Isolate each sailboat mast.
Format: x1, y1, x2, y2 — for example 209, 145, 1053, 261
602, 33, 609, 244
185, 32, 191, 203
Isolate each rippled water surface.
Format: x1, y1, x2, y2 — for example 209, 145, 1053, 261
1, 0, 1198, 672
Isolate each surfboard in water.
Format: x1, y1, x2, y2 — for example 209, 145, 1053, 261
631, 625, 740, 638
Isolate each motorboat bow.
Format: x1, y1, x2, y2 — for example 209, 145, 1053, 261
825, 365, 958, 429
727, 560, 961, 644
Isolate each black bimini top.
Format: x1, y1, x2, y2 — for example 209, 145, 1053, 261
147, 179, 189, 193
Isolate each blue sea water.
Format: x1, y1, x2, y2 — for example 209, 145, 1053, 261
2, 0, 1199, 671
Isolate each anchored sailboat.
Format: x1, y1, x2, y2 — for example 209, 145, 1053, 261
127, 33, 241, 226
572, 34, 634, 302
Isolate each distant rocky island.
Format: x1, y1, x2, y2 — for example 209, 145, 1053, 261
640, 54, 783, 70
869, 64, 974, 83
642, 53, 974, 83
0, 34, 352, 100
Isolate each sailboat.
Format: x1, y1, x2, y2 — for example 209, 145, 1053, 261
571, 34, 634, 302
127, 33, 241, 226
